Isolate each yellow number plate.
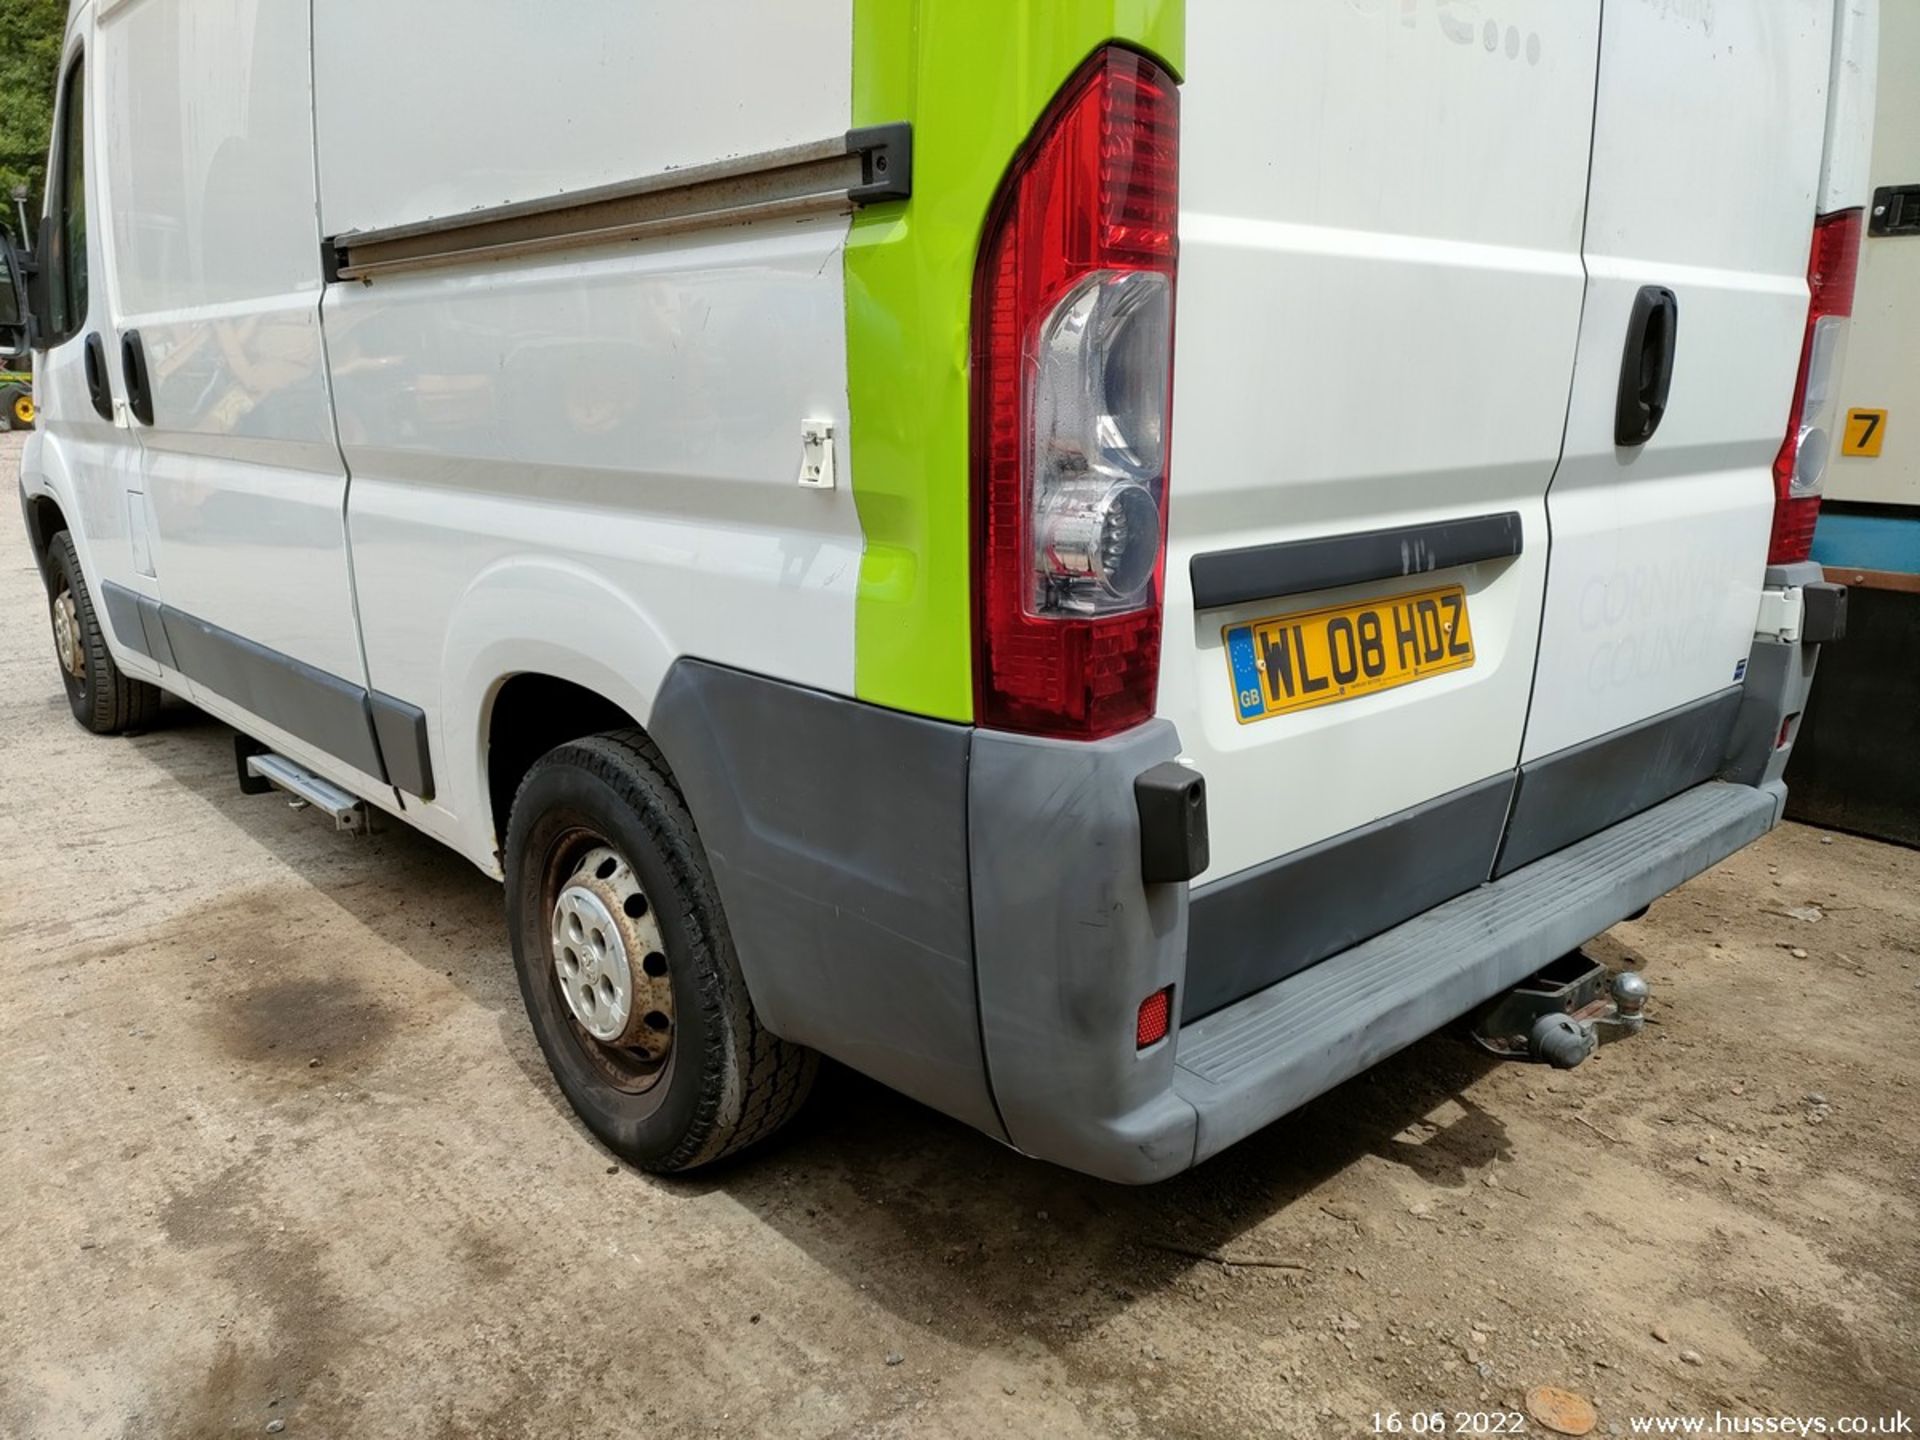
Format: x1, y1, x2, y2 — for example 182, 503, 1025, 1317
1224, 584, 1475, 723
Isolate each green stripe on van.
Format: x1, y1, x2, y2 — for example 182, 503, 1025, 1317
845, 0, 1184, 721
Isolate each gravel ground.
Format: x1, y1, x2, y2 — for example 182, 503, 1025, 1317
2, 431, 1917, 1438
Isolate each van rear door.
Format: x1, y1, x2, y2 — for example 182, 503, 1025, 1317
1505, 0, 1837, 872
1164, 2, 1601, 1019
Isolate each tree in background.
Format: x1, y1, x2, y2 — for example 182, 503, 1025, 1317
0, 0, 67, 241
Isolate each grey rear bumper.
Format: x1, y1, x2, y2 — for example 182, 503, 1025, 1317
972, 767, 1778, 1184
1169, 778, 1777, 1173
653, 630, 1816, 1185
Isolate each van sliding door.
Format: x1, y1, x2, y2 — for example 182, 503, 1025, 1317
96, 0, 386, 795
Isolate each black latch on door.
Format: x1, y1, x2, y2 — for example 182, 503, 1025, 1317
1615, 285, 1678, 448
1869, 184, 1920, 237
120, 330, 155, 426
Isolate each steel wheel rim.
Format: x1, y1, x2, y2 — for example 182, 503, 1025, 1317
12, 395, 31, 425
542, 832, 673, 1094
51, 589, 84, 680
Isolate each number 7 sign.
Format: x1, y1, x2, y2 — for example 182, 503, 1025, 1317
1843, 408, 1888, 457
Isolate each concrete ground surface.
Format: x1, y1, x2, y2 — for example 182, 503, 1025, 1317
2, 429, 1917, 1439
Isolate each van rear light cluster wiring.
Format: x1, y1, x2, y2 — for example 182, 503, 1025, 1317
1769, 208, 1862, 565
973, 46, 1180, 739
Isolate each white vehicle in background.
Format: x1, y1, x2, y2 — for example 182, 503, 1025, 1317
1787, 0, 1920, 845
4, 0, 1875, 1181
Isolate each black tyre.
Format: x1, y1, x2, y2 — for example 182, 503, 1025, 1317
5, 387, 34, 431
504, 729, 817, 1171
45, 531, 162, 734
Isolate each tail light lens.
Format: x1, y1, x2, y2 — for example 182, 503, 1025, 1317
973, 47, 1180, 739
1769, 209, 1862, 564
1135, 985, 1173, 1049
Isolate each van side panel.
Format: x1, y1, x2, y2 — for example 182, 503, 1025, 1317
844, 0, 1185, 722
96, 0, 378, 790
29, 25, 162, 687
311, 1, 856, 238
315, 4, 861, 869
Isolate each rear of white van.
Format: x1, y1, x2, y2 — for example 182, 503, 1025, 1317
13, 0, 1873, 1182
966, 0, 1873, 1179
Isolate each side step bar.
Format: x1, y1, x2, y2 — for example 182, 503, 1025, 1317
1172, 779, 1782, 1167
239, 745, 373, 834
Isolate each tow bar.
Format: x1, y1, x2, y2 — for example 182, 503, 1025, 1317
1469, 950, 1649, 1070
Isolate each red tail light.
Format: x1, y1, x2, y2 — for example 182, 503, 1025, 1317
1769, 209, 1862, 564
973, 47, 1180, 739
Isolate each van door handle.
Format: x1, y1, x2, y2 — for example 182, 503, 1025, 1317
82, 332, 114, 422
1615, 285, 1678, 447
120, 330, 155, 426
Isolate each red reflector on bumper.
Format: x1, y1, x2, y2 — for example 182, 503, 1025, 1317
1136, 986, 1173, 1049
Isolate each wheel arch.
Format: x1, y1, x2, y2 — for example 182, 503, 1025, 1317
16, 434, 79, 585
448, 556, 678, 859
483, 672, 650, 854
21, 490, 69, 582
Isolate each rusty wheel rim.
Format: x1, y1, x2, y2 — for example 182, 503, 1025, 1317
542, 830, 673, 1095
51, 589, 84, 680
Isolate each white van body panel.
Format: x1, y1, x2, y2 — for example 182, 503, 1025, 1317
1520, 0, 1835, 761
1818, 0, 1879, 217
92, 0, 386, 801
29, 16, 166, 686
1165, 0, 1599, 882
96, 0, 364, 685
312, 2, 860, 866
323, 219, 863, 868
312, 0, 854, 236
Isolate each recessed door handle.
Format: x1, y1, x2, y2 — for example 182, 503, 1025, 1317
120, 330, 155, 426
81, 332, 113, 422
1615, 285, 1678, 447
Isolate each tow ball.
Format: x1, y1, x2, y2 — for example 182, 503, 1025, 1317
1469, 951, 1650, 1070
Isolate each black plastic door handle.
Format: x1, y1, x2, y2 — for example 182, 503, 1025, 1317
81, 332, 114, 422
120, 330, 154, 426
1615, 285, 1678, 447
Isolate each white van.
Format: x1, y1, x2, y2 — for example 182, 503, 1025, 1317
6, 0, 1874, 1181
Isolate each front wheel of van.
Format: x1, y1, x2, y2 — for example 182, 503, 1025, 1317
504, 730, 817, 1172
45, 531, 162, 735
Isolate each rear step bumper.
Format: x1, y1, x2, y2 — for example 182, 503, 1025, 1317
1169, 779, 1778, 1171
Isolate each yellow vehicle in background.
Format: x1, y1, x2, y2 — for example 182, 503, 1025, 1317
0, 368, 32, 430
